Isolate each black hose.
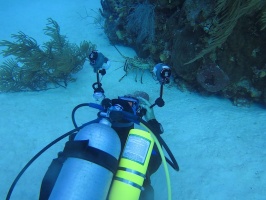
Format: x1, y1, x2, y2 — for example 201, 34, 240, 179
141, 119, 179, 171
71, 103, 91, 128
6, 127, 81, 200
7, 102, 100, 199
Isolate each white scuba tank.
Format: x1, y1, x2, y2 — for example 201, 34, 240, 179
49, 121, 121, 200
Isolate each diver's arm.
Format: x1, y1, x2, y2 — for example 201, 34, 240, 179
138, 97, 164, 135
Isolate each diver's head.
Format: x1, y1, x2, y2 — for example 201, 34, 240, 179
101, 91, 150, 127
128, 91, 149, 101
102, 98, 135, 128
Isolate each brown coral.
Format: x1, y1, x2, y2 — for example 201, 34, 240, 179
197, 63, 230, 92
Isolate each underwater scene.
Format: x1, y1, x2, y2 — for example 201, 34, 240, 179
0, 0, 265, 199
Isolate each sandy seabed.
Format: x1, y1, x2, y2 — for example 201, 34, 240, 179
0, 1, 266, 200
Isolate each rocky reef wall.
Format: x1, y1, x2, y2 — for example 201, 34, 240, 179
100, 0, 266, 106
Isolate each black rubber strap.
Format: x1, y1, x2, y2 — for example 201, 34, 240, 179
62, 140, 118, 174
114, 177, 144, 191
118, 167, 146, 178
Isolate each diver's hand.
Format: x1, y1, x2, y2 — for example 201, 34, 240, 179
138, 97, 155, 121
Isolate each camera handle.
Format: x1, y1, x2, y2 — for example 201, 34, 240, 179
92, 70, 106, 100
150, 83, 165, 108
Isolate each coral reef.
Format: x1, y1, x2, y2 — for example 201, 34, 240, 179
0, 18, 96, 92
185, 0, 265, 64
126, 2, 155, 43
100, 0, 266, 106
101, 0, 184, 59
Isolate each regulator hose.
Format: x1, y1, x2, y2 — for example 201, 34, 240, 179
6, 127, 81, 200
71, 103, 104, 128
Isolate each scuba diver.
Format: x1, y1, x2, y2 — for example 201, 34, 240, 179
87, 50, 166, 199
87, 52, 174, 200
6, 50, 178, 200
38, 91, 162, 200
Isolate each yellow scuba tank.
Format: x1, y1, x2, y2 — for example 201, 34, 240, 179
109, 129, 154, 200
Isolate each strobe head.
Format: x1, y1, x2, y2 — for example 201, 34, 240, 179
88, 50, 111, 73
153, 64, 171, 84
88, 50, 98, 65
160, 66, 171, 84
